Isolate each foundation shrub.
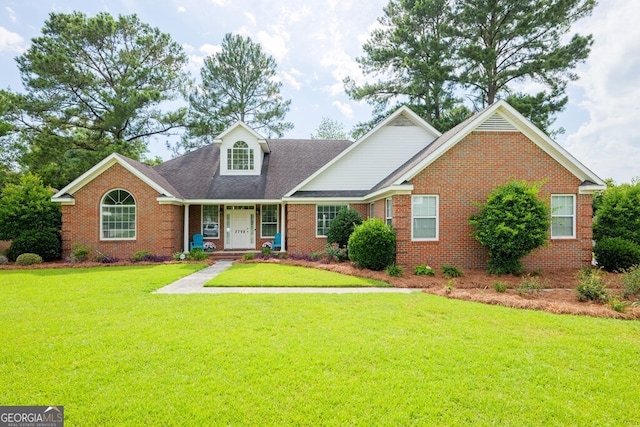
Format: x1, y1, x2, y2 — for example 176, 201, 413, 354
576, 269, 610, 303
442, 264, 463, 278
15, 253, 43, 266
326, 208, 362, 247
348, 219, 396, 271
621, 265, 640, 298
415, 264, 435, 276
593, 237, 640, 272
8, 229, 61, 262
386, 264, 403, 277
71, 243, 91, 262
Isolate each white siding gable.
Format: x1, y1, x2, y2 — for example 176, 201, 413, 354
301, 113, 437, 191
218, 126, 263, 176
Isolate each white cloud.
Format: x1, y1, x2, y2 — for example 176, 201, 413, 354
332, 101, 353, 119
177, 6, 186, 13
199, 43, 222, 56
256, 30, 288, 61
320, 48, 362, 96
5, 7, 17, 23
244, 12, 256, 26
210, 0, 225, 5
281, 70, 302, 90
0, 26, 24, 53
563, 0, 640, 183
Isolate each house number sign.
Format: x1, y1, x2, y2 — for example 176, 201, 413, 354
235, 229, 249, 234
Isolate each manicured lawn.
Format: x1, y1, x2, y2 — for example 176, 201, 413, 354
205, 263, 390, 287
1, 265, 639, 426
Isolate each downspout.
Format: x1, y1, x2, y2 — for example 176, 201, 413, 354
183, 204, 190, 252
280, 202, 286, 252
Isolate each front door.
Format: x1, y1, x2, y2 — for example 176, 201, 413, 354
225, 206, 255, 249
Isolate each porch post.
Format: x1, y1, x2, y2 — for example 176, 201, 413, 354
280, 202, 286, 252
183, 204, 190, 252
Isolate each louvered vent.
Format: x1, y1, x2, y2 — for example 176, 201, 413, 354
477, 113, 517, 131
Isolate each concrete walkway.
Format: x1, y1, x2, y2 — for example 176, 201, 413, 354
154, 260, 418, 294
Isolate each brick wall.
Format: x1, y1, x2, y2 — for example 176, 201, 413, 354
394, 131, 593, 270
60, 163, 183, 259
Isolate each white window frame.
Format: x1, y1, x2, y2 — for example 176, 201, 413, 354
412, 195, 439, 241
202, 205, 220, 239
227, 141, 254, 171
551, 194, 576, 239
316, 204, 348, 237
100, 189, 136, 241
385, 198, 393, 226
260, 204, 279, 238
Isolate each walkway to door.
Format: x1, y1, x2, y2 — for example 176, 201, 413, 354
154, 260, 418, 294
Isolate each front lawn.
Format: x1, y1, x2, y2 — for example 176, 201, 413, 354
205, 262, 390, 287
1, 265, 639, 426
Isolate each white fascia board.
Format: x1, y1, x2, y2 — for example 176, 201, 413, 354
51, 196, 75, 205
579, 184, 607, 194
184, 199, 282, 205
282, 196, 364, 204
285, 106, 441, 198
157, 196, 185, 205
364, 184, 414, 201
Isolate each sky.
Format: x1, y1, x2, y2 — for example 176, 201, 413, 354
0, 0, 638, 183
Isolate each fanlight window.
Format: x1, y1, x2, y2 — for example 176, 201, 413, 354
101, 189, 136, 239
227, 141, 254, 171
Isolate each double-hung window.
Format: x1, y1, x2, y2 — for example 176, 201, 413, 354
385, 198, 393, 226
316, 205, 347, 237
101, 189, 136, 240
551, 195, 576, 238
261, 205, 278, 237
202, 205, 220, 238
227, 141, 254, 171
412, 195, 438, 240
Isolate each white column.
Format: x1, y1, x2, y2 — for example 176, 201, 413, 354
183, 204, 190, 252
280, 202, 286, 252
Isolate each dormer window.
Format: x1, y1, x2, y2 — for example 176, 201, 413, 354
227, 141, 254, 171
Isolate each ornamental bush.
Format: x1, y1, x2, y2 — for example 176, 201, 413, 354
7, 229, 61, 261
348, 218, 396, 271
326, 208, 362, 247
593, 182, 640, 246
469, 180, 549, 274
15, 253, 43, 266
593, 237, 640, 272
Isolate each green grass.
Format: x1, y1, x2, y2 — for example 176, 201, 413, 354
205, 263, 390, 287
1, 265, 640, 426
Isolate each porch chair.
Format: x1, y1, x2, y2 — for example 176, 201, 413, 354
273, 232, 282, 251
190, 233, 204, 251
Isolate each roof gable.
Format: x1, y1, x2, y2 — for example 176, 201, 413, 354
214, 121, 270, 153
52, 153, 180, 203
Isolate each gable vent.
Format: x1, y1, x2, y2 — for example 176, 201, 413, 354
387, 115, 416, 127
477, 113, 517, 131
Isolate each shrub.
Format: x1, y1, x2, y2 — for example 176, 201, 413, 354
261, 247, 271, 255
7, 229, 61, 261
516, 277, 545, 297
310, 252, 323, 261
442, 264, 463, 278
621, 265, 640, 298
94, 254, 119, 263
173, 252, 187, 261
469, 180, 549, 274
72, 243, 91, 262
594, 237, 640, 272
0, 255, 8, 265
415, 264, 435, 276
324, 243, 348, 262
576, 269, 610, 303
494, 282, 507, 293
609, 297, 627, 313
386, 264, 403, 277
187, 249, 208, 261
348, 219, 396, 271
242, 252, 256, 261
593, 181, 640, 246
326, 208, 363, 247
131, 250, 152, 262
15, 253, 43, 266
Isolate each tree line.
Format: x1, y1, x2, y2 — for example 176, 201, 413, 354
0, 1, 596, 190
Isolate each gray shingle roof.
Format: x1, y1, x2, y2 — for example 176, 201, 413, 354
153, 139, 353, 200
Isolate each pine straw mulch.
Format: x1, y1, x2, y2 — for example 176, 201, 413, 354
254, 258, 640, 320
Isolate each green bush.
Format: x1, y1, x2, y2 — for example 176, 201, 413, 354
132, 250, 152, 262
593, 237, 640, 272
621, 265, 640, 298
469, 180, 549, 274
494, 282, 507, 293
415, 264, 435, 276
7, 229, 61, 261
516, 277, 545, 297
326, 208, 363, 247
348, 219, 396, 271
71, 243, 91, 262
188, 248, 209, 261
442, 264, 463, 278
593, 182, 640, 246
576, 269, 609, 303
609, 297, 627, 313
15, 253, 43, 265
242, 252, 256, 261
324, 243, 348, 262
386, 264, 403, 277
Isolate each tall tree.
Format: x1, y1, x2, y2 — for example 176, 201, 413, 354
175, 33, 293, 153
453, 0, 595, 107
344, 0, 461, 133
311, 117, 347, 139
6, 12, 189, 188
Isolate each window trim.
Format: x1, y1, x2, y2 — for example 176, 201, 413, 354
385, 198, 393, 226
202, 205, 220, 239
227, 140, 254, 171
260, 204, 279, 238
100, 189, 136, 241
316, 204, 348, 238
551, 194, 576, 239
411, 195, 439, 241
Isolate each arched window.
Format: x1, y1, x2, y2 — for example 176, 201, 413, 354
101, 189, 136, 239
227, 141, 254, 170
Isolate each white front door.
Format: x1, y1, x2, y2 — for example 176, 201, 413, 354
225, 207, 255, 249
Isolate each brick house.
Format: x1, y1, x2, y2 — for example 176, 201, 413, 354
52, 100, 606, 269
